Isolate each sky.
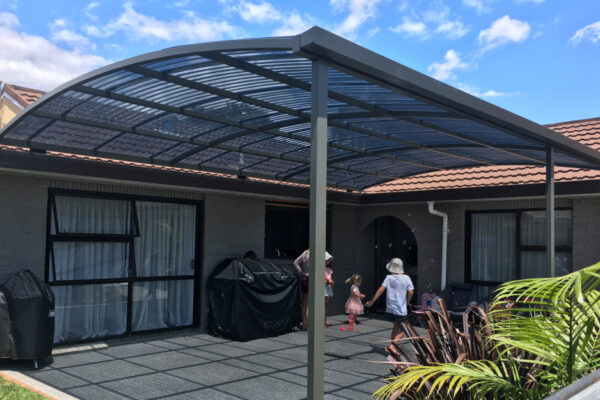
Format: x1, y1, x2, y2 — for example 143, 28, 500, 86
0, 0, 599, 124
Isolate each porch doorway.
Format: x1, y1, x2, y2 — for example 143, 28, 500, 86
373, 216, 418, 312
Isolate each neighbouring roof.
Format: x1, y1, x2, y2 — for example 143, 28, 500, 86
1, 27, 600, 192
365, 117, 600, 193
0, 82, 46, 108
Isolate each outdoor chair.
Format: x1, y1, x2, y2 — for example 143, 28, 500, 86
438, 282, 479, 316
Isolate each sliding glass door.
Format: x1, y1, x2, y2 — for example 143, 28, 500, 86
46, 190, 200, 344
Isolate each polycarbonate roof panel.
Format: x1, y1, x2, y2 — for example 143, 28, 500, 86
180, 147, 228, 165
2, 27, 599, 191
98, 133, 176, 158
33, 121, 122, 150
152, 142, 198, 161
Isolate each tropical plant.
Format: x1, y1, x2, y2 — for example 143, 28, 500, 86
373, 262, 600, 399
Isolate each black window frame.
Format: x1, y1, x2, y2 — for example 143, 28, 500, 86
465, 207, 573, 287
45, 188, 203, 344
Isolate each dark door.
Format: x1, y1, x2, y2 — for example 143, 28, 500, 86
373, 216, 418, 312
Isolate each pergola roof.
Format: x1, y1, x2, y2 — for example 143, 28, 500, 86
2, 26, 600, 191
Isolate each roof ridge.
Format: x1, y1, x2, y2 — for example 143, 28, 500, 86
3, 83, 46, 95
546, 116, 600, 127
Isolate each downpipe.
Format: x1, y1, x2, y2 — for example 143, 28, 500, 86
427, 201, 448, 291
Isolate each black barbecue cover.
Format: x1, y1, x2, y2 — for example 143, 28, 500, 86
208, 258, 300, 341
0, 270, 55, 360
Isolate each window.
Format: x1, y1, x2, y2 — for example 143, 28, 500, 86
264, 202, 331, 258
467, 209, 572, 290
46, 190, 200, 343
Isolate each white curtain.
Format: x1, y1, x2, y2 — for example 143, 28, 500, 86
53, 196, 132, 234
53, 284, 128, 343
520, 210, 572, 278
132, 201, 195, 331
52, 196, 131, 343
51, 196, 197, 342
131, 280, 194, 331
471, 213, 517, 282
134, 201, 196, 277
52, 242, 128, 281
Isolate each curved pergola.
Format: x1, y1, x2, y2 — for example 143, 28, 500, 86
2, 26, 600, 399
2, 27, 599, 192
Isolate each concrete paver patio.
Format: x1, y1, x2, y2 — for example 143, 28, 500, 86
1, 314, 407, 399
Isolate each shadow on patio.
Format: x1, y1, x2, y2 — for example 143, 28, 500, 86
1, 315, 407, 400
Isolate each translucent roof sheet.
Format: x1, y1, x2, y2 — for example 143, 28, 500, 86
2, 27, 600, 191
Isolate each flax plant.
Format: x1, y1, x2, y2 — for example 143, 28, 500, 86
373, 262, 600, 400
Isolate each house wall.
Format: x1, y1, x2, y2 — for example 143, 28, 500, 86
353, 202, 457, 298
201, 194, 265, 327
572, 198, 600, 269
0, 171, 268, 330
0, 96, 20, 130
3, 167, 600, 336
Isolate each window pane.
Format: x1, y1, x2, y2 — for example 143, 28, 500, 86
52, 283, 128, 343
520, 210, 572, 246
53, 196, 133, 235
135, 202, 196, 277
131, 280, 194, 331
52, 242, 129, 281
471, 213, 516, 282
520, 251, 572, 279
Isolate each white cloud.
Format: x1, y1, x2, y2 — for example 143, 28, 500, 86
272, 12, 312, 36
330, 0, 382, 40
515, 0, 545, 3
86, 3, 241, 42
0, 12, 19, 28
478, 15, 531, 51
0, 13, 107, 91
392, 4, 468, 39
456, 82, 520, 98
462, 0, 492, 13
391, 17, 427, 37
85, 2, 100, 21
435, 20, 469, 39
49, 19, 95, 51
233, 1, 281, 24
173, 0, 190, 7
427, 49, 468, 81
569, 21, 600, 45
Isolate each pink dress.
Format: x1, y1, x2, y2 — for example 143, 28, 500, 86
344, 285, 364, 315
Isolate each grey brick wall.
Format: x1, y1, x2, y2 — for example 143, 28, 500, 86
0, 174, 47, 283
201, 194, 265, 327
573, 199, 600, 270
328, 204, 358, 315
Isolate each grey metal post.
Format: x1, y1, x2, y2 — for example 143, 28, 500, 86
546, 146, 555, 277
307, 60, 328, 400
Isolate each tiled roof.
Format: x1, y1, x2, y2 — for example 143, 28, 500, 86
0, 144, 317, 191
365, 117, 600, 193
0, 82, 45, 107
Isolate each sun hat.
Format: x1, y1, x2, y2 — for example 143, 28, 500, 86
325, 251, 333, 261
386, 258, 404, 274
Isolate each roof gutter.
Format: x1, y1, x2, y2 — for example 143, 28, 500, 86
427, 201, 448, 291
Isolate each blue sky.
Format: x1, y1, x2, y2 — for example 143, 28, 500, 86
0, 0, 599, 124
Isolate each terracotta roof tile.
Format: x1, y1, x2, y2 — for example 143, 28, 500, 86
365, 117, 600, 193
0, 144, 319, 191
1, 83, 45, 107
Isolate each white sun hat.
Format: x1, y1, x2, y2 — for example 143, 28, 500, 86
386, 258, 404, 274
325, 251, 333, 261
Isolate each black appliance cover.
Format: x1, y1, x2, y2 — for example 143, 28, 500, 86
208, 258, 300, 341
0, 270, 55, 360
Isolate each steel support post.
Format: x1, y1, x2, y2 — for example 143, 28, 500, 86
546, 146, 555, 277
307, 60, 328, 400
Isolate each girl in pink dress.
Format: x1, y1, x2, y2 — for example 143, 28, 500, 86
344, 274, 365, 324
